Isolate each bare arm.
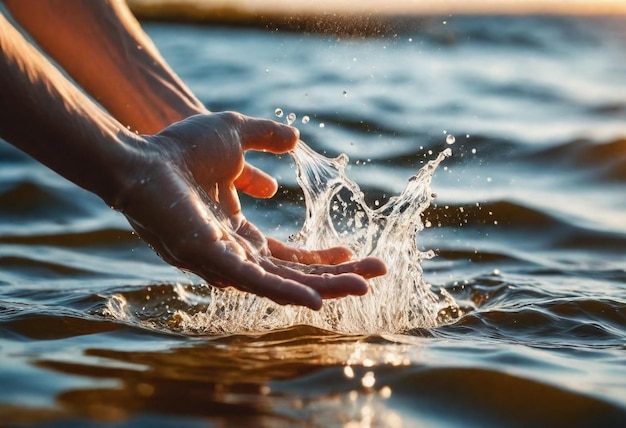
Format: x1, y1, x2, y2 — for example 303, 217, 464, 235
4, 0, 206, 134
0, 11, 139, 206
4, 0, 287, 198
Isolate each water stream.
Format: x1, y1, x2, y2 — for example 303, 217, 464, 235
158, 136, 459, 335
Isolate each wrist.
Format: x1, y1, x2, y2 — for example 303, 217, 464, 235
100, 129, 151, 210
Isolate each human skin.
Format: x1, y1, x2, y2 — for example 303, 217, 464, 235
0, 4, 386, 309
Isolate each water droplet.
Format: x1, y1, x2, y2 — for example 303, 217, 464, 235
361, 371, 376, 389
344, 366, 354, 379
301, 115, 310, 124
446, 134, 456, 145
379, 386, 392, 399
274, 108, 283, 117
287, 112, 296, 125
471, 148, 477, 154
319, 123, 325, 128
343, 90, 348, 97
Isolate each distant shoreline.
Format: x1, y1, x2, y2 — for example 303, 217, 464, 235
127, 0, 626, 35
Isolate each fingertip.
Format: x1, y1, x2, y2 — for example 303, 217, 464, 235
287, 125, 300, 147
273, 123, 299, 153
240, 117, 300, 153
235, 164, 278, 198
265, 179, 279, 198
279, 285, 321, 310
359, 257, 387, 279
349, 273, 370, 296
307, 293, 323, 311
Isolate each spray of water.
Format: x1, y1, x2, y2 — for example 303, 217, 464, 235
162, 137, 458, 335
106, 115, 460, 334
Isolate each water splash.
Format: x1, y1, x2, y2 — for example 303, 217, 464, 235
154, 139, 459, 335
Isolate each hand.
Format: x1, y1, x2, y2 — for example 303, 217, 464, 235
116, 112, 386, 310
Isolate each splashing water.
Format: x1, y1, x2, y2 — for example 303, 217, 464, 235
141, 137, 460, 335
286, 112, 297, 125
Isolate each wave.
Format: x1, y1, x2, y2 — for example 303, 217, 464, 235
446, 300, 626, 348
526, 138, 626, 182
0, 228, 136, 247
424, 200, 626, 252
381, 365, 626, 426
0, 181, 93, 220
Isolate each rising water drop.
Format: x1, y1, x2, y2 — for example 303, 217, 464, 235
287, 112, 296, 125
275, 108, 284, 118
446, 134, 456, 145
302, 115, 310, 124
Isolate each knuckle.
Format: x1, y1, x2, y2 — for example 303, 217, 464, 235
220, 111, 245, 126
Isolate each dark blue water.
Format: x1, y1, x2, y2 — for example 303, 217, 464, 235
1, 14, 625, 427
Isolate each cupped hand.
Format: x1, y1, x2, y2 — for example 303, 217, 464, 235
116, 112, 386, 310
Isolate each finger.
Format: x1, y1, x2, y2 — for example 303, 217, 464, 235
202, 244, 323, 309
234, 162, 278, 198
259, 258, 370, 299
267, 237, 353, 265
303, 257, 387, 280
238, 116, 300, 154
217, 180, 241, 218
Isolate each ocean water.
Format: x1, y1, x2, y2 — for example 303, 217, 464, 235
1, 14, 626, 427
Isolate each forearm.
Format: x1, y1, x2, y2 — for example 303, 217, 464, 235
4, 0, 207, 134
0, 13, 142, 206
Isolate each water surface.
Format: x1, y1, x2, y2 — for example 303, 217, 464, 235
1, 14, 625, 427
